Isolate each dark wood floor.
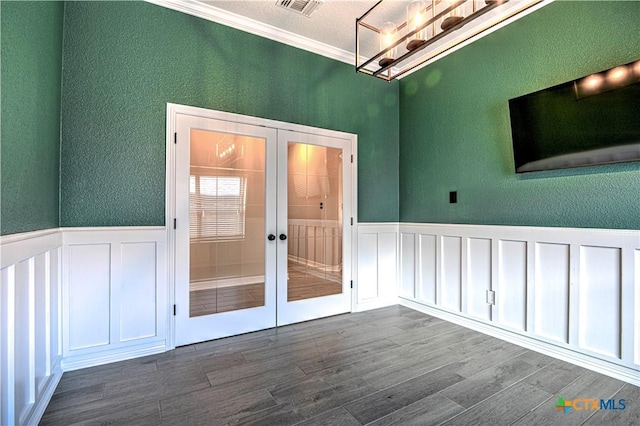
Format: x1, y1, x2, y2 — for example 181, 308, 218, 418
41, 306, 638, 425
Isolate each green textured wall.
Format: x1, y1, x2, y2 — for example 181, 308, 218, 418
399, 1, 640, 229
60, 2, 399, 226
1, 2, 64, 235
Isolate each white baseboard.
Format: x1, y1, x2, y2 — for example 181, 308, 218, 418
357, 222, 639, 385
400, 298, 640, 386
354, 296, 399, 312
23, 357, 63, 426
61, 342, 168, 372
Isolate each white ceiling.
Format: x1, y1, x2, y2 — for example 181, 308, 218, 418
149, 0, 425, 64
149, 0, 553, 76
202, 1, 384, 54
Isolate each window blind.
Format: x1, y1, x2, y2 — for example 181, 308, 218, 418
189, 175, 247, 240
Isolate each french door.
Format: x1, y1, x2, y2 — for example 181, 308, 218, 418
173, 113, 353, 346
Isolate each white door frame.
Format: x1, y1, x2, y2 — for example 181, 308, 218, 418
165, 103, 358, 348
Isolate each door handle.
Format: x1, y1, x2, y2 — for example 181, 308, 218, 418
279, 234, 287, 241
268, 234, 276, 241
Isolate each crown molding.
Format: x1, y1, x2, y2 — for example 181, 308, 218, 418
145, 0, 354, 65
146, 0, 552, 80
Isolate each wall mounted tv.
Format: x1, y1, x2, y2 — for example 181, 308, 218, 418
508, 60, 640, 173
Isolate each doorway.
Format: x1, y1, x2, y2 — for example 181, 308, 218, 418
167, 106, 356, 347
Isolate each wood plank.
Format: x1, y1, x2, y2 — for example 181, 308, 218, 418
344, 365, 465, 424
440, 352, 551, 408
41, 306, 635, 426
159, 387, 277, 425
296, 407, 362, 426
269, 377, 377, 419
368, 393, 465, 426
44, 383, 105, 413
523, 360, 588, 394
441, 381, 552, 425
101, 362, 212, 402
66, 400, 160, 426
230, 402, 307, 425
295, 338, 400, 374
582, 383, 640, 425
512, 370, 628, 426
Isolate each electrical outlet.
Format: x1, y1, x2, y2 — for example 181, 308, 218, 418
486, 290, 495, 305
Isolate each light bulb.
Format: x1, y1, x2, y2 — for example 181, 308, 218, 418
607, 66, 630, 85
406, 1, 428, 51
581, 74, 604, 93
379, 22, 397, 67
632, 60, 640, 78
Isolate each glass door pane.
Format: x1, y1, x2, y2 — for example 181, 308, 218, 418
175, 114, 277, 347
189, 129, 266, 317
286, 142, 343, 302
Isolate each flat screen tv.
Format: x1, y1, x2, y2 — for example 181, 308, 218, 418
508, 60, 640, 173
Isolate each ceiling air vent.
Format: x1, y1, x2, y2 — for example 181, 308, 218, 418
276, 0, 324, 17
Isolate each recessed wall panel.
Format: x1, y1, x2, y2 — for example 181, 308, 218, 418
400, 233, 415, 299
467, 238, 491, 321
378, 232, 398, 299
34, 252, 49, 394
498, 240, 527, 331
50, 247, 61, 358
418, 234, 436, 304
358, 233, 379, 301
1, 266, 16, 426
14, 258, 33, 424
534, 243, 569, 343
440, 236, 461, 312
578, 246, 621, 359
120, 242, 157, 342
69, 244, 111, 350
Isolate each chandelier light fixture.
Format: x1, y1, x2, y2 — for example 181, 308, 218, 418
356, 0, 544, 81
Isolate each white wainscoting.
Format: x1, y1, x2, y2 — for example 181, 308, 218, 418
396, 223, 640, 385
288, 219, 342, 271
3, 221, 638, 424
61, 227, 168, 371
355, 224, 399, 311
1, 229, 63, 426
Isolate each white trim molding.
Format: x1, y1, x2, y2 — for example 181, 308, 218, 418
146, 0, 353, 65
2, 220, 637, 425
1, 229, 63, 426
392, 222, 640, 385
145, 0, 553, 80
60, 227, 169, 371
355, 223, 399, 312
